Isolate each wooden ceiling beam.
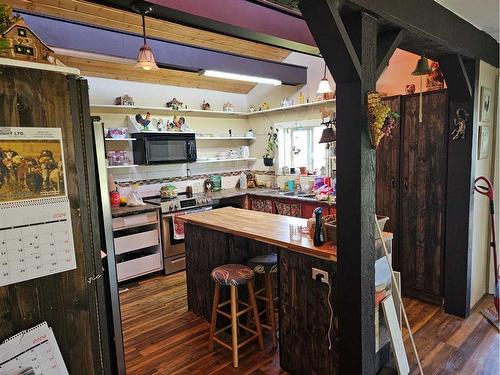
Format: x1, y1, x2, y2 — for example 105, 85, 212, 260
56, 55, 256, 94
5, 0, 291, 62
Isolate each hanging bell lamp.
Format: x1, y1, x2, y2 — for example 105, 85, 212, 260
133, 1, 159, 71
411, 55, 431, 123
317, 62, 333, 94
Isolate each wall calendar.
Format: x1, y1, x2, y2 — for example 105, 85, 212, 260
0, 127, 76, 287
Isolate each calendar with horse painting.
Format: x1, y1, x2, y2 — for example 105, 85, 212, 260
0, 139, 65, 202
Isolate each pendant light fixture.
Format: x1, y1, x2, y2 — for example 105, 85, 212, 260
132, 1, 159, 71
411, 55, 432, 123
317, 61, 333, 94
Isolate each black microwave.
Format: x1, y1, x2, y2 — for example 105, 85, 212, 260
132, 133, 197, 165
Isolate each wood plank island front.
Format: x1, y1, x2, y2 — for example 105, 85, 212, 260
179, 207, 339, 374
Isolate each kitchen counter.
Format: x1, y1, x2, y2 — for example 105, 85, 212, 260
209, 187, 336, 205
181, 206, 339, 374
111, 203, 160, 218
178, 207, 336, 260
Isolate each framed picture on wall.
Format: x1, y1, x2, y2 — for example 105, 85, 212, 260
479, 86, 492, 123
478, 125, 491, 160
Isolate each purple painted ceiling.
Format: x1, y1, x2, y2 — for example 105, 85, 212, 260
20, 12, 308, 85
148, 0, 315, 46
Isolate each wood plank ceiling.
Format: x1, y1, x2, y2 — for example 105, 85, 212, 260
7, 0, 292, 93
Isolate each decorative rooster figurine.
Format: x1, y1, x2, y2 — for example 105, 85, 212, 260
135, 112, 152, 130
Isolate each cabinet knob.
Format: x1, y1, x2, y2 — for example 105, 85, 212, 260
404, 178, 409, 190
391, 177, 396, 188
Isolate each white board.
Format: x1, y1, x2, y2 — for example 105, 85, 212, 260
382, 295, 410, 375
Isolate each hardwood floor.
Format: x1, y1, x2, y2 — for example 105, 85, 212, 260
119, 272, 499, 375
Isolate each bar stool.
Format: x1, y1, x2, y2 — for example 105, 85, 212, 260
247, 253, 278, 347
208, 264, 264, 368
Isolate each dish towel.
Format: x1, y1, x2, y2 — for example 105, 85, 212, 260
173, 212, 186, 240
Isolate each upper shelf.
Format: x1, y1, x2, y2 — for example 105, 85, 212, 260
89, 99, 336, 119
0, 58, 80, 75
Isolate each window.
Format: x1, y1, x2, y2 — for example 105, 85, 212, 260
277, 121, 331, 174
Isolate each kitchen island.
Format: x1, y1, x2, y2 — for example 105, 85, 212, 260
179, 207, 339, 374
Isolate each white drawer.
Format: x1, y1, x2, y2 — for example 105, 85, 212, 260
114, 229, 159, 255
117, 252, 163, 282
112, 211, 158, 230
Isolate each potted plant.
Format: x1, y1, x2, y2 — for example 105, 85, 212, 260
263, 126, 278, 166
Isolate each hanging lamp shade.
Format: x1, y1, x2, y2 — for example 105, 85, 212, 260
317, 62, 333, 94
132, 1, 159, 71
135, 43, 159, 71
411, 56, 432, 76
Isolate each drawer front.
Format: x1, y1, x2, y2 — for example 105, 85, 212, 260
112, 211, 158, 230
114, 229, 159, 255
117, 252, 163, 282
164, 254, 186, 275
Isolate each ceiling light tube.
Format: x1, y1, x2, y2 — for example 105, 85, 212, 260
201, 70, 282, 86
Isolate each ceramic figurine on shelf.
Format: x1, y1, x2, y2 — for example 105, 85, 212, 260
178, 117, 192, 132
115, 95, 134, 106
298, 91, 305, 105
405, 84, 416, 94
223, 102, 234, 112
166, 98, 183, 110
281, 97, 292, 107
261, 102, 270, 111
202, 100, 211, 110
249, 104, 257, 112
426, 61, 445, 91
135, 112, 151, 130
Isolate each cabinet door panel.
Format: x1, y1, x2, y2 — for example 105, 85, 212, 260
400, 90, 447, 299
376, 96, 401, 270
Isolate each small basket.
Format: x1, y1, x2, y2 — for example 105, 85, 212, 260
321, 215, 389, 245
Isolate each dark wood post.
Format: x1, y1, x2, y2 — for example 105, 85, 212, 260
439, 55, 478, 317
299, 1, 380, 373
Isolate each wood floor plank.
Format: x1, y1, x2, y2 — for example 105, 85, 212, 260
120, 273, 499, 374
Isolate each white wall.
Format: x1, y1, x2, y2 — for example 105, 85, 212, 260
247, 52, 334, 109
470, 61, 499, 308
87, 77, 248, 111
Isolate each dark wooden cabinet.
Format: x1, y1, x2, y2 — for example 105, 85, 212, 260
376, 90, 448, 303
376, 95, 401, 270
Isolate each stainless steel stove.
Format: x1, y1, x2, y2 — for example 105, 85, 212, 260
143, 194, 214, 274
144, 195, 213, 214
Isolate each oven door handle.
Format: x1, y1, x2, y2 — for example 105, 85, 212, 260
163, 207, 212, 219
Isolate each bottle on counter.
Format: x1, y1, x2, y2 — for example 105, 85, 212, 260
313, 207, 325, 246
239, 172, 247, 189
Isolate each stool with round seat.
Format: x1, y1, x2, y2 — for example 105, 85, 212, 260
208, 264, 264, 368
247, 253, 278, 347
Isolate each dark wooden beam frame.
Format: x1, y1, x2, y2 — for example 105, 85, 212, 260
376, 29, 405, 80
346, 0, 499, 67
439, 55, 478, 317
299, 0, 378, 373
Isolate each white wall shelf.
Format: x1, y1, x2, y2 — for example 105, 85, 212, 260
195, 136, 255, 141
107, 164, 139, 169
90, 99, 335, 119
105, 138, 136, 141
0, 58, 80, 75
194, 157, 257, 164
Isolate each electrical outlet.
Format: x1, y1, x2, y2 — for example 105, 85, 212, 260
312, 268, 329, 284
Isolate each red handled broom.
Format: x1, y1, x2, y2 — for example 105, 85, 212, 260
474, 176, 499, 330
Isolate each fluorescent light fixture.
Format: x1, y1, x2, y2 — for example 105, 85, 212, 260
201, 70, 282, 85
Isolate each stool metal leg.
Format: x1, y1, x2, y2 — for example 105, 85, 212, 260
230, 285, 239, 368
208, 283, 220, 352
248, 280, 265, 350
264, 272, 277, 347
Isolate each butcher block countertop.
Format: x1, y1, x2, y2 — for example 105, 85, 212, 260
178, 207, 337, 261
